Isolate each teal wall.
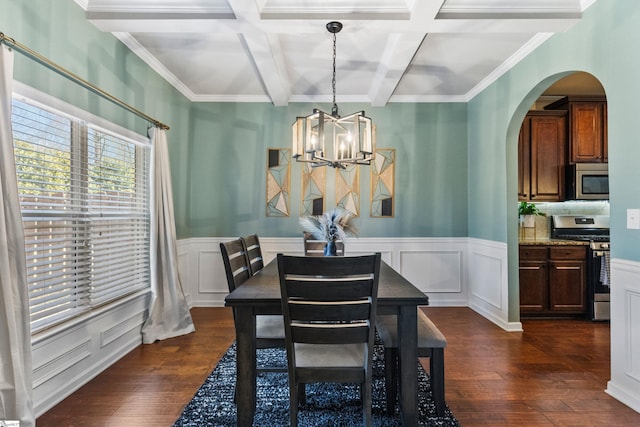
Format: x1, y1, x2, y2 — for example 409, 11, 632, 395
467, 0, 640, 319
0, 0, 192, 238
186, 101, 468, 238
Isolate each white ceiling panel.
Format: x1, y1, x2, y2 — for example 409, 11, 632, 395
130, 32, 267, 99
79, 0, 598, 105
393, 33, 536, 99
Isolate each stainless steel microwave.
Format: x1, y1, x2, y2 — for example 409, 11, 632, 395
567, 163, 609, 200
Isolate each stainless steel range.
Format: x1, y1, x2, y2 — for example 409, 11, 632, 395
551, 215, 610, 320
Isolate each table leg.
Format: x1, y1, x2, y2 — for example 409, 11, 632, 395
397, 305, 418, 426
235, 307, 256, 427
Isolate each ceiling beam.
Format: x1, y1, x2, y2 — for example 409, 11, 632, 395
227, 0, 289, 106
368, 0, 442, 106
241, 33, 290, 106
84, 0, 581, 34
368, 33, 425, 107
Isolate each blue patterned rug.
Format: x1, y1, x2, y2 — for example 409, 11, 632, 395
173, 339, 459, 426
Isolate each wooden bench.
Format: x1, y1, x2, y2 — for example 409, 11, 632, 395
376, 309, 447, 416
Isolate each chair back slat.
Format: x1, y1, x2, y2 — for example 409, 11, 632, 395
285, 279, 374, 301
303, 232, 344, 256
291, 324, 370, 344
283, 254, 375, 276
220, 239, 251, 292
289, 300, 372, 323
241, 234, 264, 275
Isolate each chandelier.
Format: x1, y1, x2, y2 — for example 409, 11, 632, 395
292, 22, 375, 169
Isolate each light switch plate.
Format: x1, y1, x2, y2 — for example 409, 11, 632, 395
627, 209, 640, 229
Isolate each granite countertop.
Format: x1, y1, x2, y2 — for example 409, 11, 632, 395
519, 238, 589, 246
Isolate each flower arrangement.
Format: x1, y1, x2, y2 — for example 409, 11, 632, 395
299, 208, 359, 242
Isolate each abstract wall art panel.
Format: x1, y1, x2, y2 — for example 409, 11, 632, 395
301, 162, 326, 216
336, 164, 360, 216
371, 148, 394, 217
266, 148, 290, 217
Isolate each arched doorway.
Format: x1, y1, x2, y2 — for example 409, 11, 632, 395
511, 71, 609, 324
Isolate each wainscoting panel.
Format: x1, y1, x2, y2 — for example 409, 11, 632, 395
31, 291, 148, 416
177, 237, 470, 308
179, 238, 231, 306
607, 258, 640, 413
628, 291, 640, 381
467, 238, 515, 331
32, 338, 91, 389
198, 249, 226, 294
400, 250, 462, 293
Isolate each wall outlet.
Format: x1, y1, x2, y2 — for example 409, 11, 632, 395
627, 209, 640, 229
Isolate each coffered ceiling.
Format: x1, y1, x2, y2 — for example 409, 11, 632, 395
77, 0, 597, 106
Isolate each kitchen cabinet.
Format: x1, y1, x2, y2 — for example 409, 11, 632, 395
545, 95, 607, 163
549, 247, 587, 313
519, 245, 587, 316
518, 111, 567, 201
519, 246, 548, 312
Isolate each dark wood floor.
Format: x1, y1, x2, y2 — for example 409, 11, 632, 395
36, 307, 640, 427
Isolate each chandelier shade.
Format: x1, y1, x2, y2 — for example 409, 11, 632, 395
292, 108, 374, 169
292, 22, 376, 169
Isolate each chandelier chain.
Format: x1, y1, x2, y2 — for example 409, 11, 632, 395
332, 31, 338, 116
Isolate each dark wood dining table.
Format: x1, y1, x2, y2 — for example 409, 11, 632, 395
224, 257, 429, 426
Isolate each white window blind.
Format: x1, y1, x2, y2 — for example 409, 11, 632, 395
11, 98, 151, 333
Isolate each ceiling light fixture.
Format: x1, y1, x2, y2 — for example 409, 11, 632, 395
292, 21, 375, 169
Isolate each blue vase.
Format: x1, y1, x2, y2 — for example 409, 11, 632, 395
324, 240, 337, 256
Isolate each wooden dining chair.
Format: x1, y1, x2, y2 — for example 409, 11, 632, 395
302, 231, 344, 256
277, 252, 381, 427
220, 239, 287, 399
240, 233, 264, 276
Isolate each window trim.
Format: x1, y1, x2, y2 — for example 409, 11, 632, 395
13, 82, 149, 147
12, 81, 153, 335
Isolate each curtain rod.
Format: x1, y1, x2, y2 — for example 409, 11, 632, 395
0, 32, 170, 130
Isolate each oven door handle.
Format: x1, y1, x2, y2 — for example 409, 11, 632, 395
592, 250, 608, 257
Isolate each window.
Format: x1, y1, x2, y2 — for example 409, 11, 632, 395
11, 96, 151, 333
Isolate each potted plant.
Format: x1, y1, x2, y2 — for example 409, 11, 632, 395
518, 201, 546, 228
299, 208, 359, 256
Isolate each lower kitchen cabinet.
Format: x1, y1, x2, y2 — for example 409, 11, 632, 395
519, 246, 548, 312
519, 245, 587, 316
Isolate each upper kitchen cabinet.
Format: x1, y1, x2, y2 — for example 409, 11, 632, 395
518, 110, 567, 201
545, 96, 608, 163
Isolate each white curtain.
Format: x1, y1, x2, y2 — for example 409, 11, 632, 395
142, 127, 195, 343
0, 45, 35, 426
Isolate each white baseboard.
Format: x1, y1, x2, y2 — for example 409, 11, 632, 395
606, 380, 640, 414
